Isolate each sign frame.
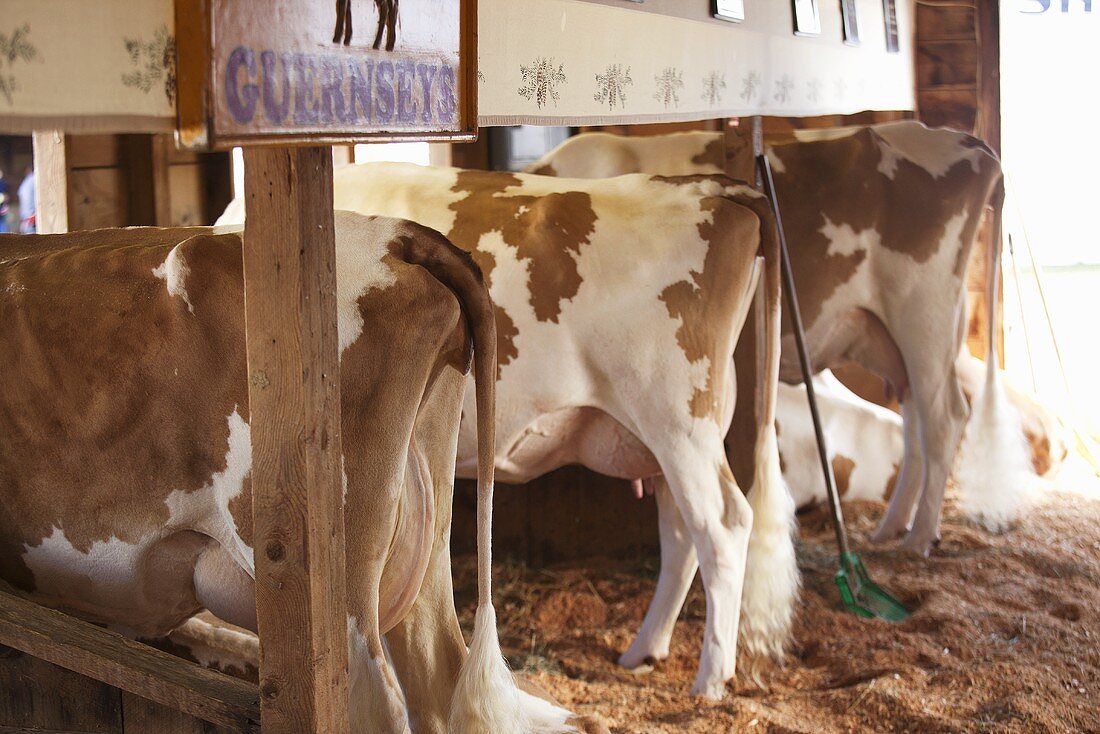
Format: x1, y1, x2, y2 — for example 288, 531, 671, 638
174, 0, 478, 150
713, 0, 746, 23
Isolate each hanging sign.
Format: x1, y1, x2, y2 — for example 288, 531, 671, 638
174, 0, 477, 149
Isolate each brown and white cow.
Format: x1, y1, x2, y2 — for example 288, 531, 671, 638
527, 122, 1013, 555
777, 371, 904, 509
220, 164, 795, 700
0, 214, 593, 734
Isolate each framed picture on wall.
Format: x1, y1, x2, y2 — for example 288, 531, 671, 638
883, 0, 900, 52
714, 0, 746, 22
793, 0, 822, 36
841, 0, 860, 45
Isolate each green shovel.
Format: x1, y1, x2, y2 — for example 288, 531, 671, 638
757, 153, 908, 622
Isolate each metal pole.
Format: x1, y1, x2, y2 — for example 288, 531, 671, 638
757, 153, 850, 558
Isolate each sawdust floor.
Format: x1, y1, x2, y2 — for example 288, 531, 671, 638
453, 483, 1100, 733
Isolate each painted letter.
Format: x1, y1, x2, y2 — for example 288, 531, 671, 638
395, 60, 417, 124
417, 63, 439, 124
436, 65, 457, 125
225, 47, 258, 123
1021, 0, 1050, 12
261, 51, 291, 124
293, 53, 320, 125
320, 55, 348, 124
348, 59, 373, 123
375, 61, 395, 123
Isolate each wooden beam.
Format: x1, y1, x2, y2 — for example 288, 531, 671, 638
32, 131, 71, 234
0, 590, 259, 732
150, 135, 175, 226
242, 146, 350, 734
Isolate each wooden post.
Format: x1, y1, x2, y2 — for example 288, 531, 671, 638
723, 116, 762, 186
242, 146, 350, 734
149, 135, 175, 226
32, 130, 72, 234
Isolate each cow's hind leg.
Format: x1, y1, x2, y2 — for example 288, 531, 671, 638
386, 542, 464, 734
872, 401, 925, 542
900, 376, 968, 555
652, 440, 752, 700
349, 614, 411, 734
619, 476, 698, 672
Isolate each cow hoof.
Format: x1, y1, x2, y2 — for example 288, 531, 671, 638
689, 677, 728, 701
899, 532, 937, 557
567, 714, 612, 734
871, 519, 909, 543
617, 650, 664, 673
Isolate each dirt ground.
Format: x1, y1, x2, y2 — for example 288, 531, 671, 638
453, 477, 1100, 733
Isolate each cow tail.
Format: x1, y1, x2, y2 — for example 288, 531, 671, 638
729, 190, 799, 673
393, 225, 573, 733
956, 173, 1037, 532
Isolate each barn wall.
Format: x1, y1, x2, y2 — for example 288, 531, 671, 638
916, 0, 1004, 363
34, 133, 231, 231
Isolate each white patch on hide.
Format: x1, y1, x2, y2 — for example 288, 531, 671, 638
152, 245, 194, 312
166, 408, 255, 577
876, 142, 903, 180
22, 527, 146, 598
819, 217, 883, 257
335, 212, 400, 356
765, 147, 786, 174
872, 121, 985, 179
790, 126, 862, 143
213, 199, 245, 229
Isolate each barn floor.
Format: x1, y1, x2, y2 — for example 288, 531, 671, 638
454, 475, 1100, 733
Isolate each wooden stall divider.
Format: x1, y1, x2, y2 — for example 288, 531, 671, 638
32, 130, 72, 234
0, 589, 260, 732
241, 146, 350, 734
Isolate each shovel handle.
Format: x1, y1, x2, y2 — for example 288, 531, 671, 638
756, 154, 851, 558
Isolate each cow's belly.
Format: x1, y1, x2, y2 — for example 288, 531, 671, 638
14, 528, 213, 638
458, 406, 661, 484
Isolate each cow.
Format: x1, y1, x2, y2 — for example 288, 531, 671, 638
218, 164, 797, 700
0, 214, 598, 734
777, 371, 904, 509
525, 122, 1016, 555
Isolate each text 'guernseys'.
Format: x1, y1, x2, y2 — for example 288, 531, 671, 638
175, 0, 475, 148
222, 48, 459, 130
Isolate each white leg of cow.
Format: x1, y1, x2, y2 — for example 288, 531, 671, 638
872, 401, 925, 542
619, 476, 697, 671
900, 379, 968, 555
657, 444, 752, 700
349, 615, 412, 734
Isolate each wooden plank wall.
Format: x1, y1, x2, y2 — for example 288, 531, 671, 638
916, 0, 1003, 363
37, 133, 231, 231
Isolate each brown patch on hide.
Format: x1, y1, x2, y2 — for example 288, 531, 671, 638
767, 125, 996, 332
528, 163, 557, 176
884, 462, 901, 502
0, 230, 247, 567
831, 454, 856, 497
446, 170, 598, 376
659, 192, 760, 420
691, 136, 725, 169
